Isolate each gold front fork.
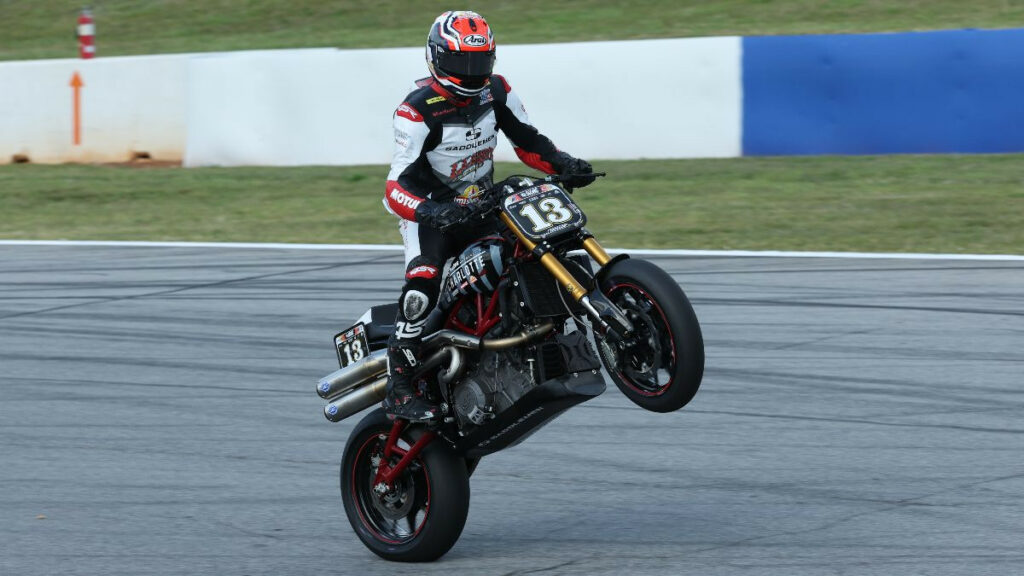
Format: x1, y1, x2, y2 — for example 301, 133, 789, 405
500, 213, 588, 301
500, 213, 634, 337
581, 237, 612, 267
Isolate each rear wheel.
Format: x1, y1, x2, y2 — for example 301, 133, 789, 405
340, 409, 469, 562
598, 258, 704, 412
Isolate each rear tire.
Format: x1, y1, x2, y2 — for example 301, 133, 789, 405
598, 258, 704, 412
340, 409, 470, 562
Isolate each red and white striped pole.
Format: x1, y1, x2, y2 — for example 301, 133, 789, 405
77, 8, 95, 59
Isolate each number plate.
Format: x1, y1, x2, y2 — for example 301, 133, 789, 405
334, 323, 369, 368
503, 183, 586, 242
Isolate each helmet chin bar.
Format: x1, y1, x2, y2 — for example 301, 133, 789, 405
428, 66, 489, 97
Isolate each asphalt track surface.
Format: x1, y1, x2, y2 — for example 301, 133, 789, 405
2, 245, 1022, 576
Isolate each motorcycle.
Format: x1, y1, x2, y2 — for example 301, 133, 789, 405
315, 172, 704, 561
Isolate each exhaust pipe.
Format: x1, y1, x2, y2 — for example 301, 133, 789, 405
319, 347, 458, 424
482, 322, 555, 350
316, 321, 554, 423
324, 377, 388, 422
421, 321, 555, 351
316, 349, 388, 400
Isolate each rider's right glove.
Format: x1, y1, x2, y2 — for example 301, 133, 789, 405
469, 191, 498, 219
414, 200, 472, 232
554, 152, 597, 189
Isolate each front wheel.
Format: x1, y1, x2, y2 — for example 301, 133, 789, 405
340, 409, 469, 562
597, 258, 705, 412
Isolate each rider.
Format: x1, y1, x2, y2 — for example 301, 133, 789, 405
382, 10, 596, 421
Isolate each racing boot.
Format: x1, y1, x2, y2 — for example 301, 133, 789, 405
382, 344, 439, 422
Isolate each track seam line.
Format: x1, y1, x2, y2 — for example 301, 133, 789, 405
2, 240, 1023, 261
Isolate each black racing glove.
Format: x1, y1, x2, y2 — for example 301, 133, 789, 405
467, 190, 498, 219
414, 200, 471, 231
554, 152, 597, 189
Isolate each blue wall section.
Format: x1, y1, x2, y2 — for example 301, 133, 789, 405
742, 29, 1024, 156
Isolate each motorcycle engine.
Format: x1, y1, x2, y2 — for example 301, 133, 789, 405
452, 349, 535, 429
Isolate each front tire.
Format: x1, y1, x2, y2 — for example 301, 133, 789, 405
340, 409, 470, 562
598, 258, 705, 412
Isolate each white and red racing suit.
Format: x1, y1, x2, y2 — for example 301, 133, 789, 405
382, 75, 576, 378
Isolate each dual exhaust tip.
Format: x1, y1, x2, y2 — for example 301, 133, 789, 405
317, 350, 389, 423
315, 322, 556, 423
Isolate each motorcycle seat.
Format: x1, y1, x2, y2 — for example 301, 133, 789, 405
364, 303, 398, 342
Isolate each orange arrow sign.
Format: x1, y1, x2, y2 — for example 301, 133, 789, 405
70, 72, 84, 146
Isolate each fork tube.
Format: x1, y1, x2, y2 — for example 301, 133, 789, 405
501, 212, 537, 251
500, 212, 588, 302
539, 253, 588, 301
581, 237, 612, 266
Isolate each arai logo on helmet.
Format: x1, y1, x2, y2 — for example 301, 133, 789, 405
463, 34, 488, 47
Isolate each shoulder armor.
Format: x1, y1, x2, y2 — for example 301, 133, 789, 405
492, 74, 512, 94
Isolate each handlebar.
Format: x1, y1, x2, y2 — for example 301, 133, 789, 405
535, 171, 607, 188
440, 171, 606, 233
495, 171, 606, 196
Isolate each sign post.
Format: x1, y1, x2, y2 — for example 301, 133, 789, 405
71, 72, 84, 145
77, 9, 95, 59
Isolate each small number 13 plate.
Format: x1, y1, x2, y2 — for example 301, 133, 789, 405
334, 323, 369, 368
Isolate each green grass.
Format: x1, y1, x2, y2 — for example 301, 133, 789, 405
2, 1, 1023, 61
2, 156, 1022, 253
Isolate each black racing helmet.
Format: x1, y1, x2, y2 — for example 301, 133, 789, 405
426, 11, 496, 97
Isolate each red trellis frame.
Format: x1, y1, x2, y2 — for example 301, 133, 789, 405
443, 239, 534, 337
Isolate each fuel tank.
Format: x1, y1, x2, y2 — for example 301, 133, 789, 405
441, 238, 506, 306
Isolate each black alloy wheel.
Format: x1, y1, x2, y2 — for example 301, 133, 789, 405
598, 258, 705, 413
341, 409, 469, 562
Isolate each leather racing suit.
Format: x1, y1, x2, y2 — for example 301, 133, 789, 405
382, 75, 576, 411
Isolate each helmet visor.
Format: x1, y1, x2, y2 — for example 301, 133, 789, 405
436, 50, 495, 79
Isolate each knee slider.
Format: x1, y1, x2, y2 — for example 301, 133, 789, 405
401, 288, 435, 322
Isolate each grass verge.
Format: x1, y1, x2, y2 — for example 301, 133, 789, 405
2, 156, 1022, 254
2, 1, 1023, 61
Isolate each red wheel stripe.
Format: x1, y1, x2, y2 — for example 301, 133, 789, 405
607, 283, 677, 397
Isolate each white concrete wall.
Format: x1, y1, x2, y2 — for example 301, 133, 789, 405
0, 54, 188, 164
185, 37, 742, 167
1, 37, 741, 166
184, 47, 415, 167
495, 37, 742, 162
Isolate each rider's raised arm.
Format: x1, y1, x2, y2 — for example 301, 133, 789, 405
491, 74, 571, 175
384, 102, 436, 221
